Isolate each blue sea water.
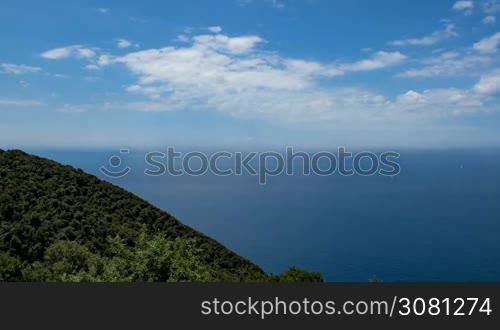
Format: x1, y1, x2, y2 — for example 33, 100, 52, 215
26, 148, 500, 282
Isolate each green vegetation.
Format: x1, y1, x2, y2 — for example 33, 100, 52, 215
0, 149, 321, 282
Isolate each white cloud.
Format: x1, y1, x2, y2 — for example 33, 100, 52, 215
94, 81, 491, 121
49, 31, 496, 122
453, 1, 474, 11
97, 8, 109, 14
0, 63, 41, 75
85, 64, 100, 70
0, 98, 42, 107
85, 31, 492, 122
389, 23, 458, 46
284, 59, 343, 76
397, 51, 491, 78
397, 90, 426, 104
175, 34, 191, 42
474, 69, 500, 94
114, 37, 312, 92
473, 32, 500, 53
192, 34, 264, 54
77, 48, 96, 58
116, 38, 132, 48
54, 74, 69, 78
41, 47, 74, 59
108, 33, 405, 95
58, 104, 89, 113
41, 45, 96, 59
41, 45, 112, 72
396, 88, 484, 111
482, 15, 496, 24
96, 54, 113, 66
115, 38, 138, 49
340, 51, 407, 72
206, 26, 222, 33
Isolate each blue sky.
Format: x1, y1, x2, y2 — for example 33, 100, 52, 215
1, 0, 500, 148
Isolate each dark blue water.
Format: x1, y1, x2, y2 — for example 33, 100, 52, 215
27, 148, 500, 282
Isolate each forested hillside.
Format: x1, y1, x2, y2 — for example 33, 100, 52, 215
0, 149, 321, 282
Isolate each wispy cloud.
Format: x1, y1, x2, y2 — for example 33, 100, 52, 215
397, 51, 491, 78
474, 69, 500, 94
41, 45, 97, 59
54, 73, 70, 79
58, 104, 89, 113
191, 34, 265, 54
389, 23, 458, 46
115, 38, 139, 49
473, 32, 500, 53
453, 1, 474, 14
340, 51, 407, 72
0, 63, 41, 75
206, 26, 222, 33
41, 45, 112, 73
482, 15, 496, 24
0, 98, 42, 107
116, 38, 132, 48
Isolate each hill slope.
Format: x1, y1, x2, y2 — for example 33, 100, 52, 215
0, 149, 321, 282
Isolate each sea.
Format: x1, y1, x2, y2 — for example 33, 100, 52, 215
25, 147, 500, 282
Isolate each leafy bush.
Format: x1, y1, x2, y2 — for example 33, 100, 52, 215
270, 267, 323, 282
